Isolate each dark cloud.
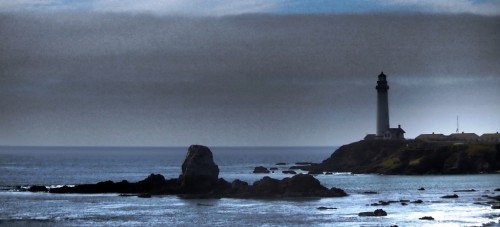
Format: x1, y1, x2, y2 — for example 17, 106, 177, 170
0, 13, 499, 146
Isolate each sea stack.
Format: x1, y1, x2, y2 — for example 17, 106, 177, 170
179, 145, 220, 193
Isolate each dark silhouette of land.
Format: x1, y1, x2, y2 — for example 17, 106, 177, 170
302, 140, 500, 174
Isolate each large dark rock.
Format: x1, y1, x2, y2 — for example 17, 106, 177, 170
284, 174, 346, 197
251, 176, 286, 197
49, 175, 174, 194
28, 185, 48, 192
179, 145, 219, 193
225, 174, 347, 198
136, 174, 171, 194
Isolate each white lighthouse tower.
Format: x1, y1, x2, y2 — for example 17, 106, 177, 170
376, 72, 390, 137
364, 72, 405, 141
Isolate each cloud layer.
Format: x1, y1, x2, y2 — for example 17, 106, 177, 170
1, 13, 499, 146
0, 0, 499, 15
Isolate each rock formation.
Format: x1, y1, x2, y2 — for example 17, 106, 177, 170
28, 185, 48, 192
253, 166, 270, 174
219, 174, 347, 198
47, 145, 347, 199
419, 216, 434, 220
441, 194, 459, 199
179, 145, 219, 193
358, 209, 387, 217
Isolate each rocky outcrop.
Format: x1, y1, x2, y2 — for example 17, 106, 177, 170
358, 209, 387, 217
28, 185, 48, 192
47, 145, 347, 199
222, 174, 347, 198
179, 145, 219, 193
303, 140, 500, 174
284, 174, 346, 197
317, 207, 337, 210
441, 194, 459, 199
419, 216, 434, 220
253, 166, 270, 174
50, 174, 176, 194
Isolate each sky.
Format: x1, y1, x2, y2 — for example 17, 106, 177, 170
0, 0, 499, 146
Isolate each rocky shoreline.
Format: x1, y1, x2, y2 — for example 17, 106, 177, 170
301, 140, 500, 175
27, 145, 347, 199
19, 144, 500, 224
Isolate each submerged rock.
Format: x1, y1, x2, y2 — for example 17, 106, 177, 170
28, 185, 48, 192
419, 216, 434, 220
441, 194, 459, 199
253, 166, 270, 174
371, 201, 390, 206
359, 209, 387, 217
317, 206, 337, 210
453, 189, 475, 192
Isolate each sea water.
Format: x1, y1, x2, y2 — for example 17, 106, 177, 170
0, 146, 499, 226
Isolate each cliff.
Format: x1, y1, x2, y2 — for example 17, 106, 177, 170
307, 140, 500, 174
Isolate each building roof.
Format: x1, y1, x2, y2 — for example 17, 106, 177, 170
449, 132, 479, 140
416, 133, 447, 141
388, 127, 405, 134
479, 132, 500, 139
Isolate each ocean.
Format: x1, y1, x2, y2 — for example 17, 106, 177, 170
0, 146, 499, 226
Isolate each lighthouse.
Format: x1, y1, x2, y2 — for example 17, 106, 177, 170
376, 72, 390, 137
364, 72, 405, 141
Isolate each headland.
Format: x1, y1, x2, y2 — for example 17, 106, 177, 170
302, 139, 500, 175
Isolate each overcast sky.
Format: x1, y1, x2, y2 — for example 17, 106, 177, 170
1, 1, 499, 146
